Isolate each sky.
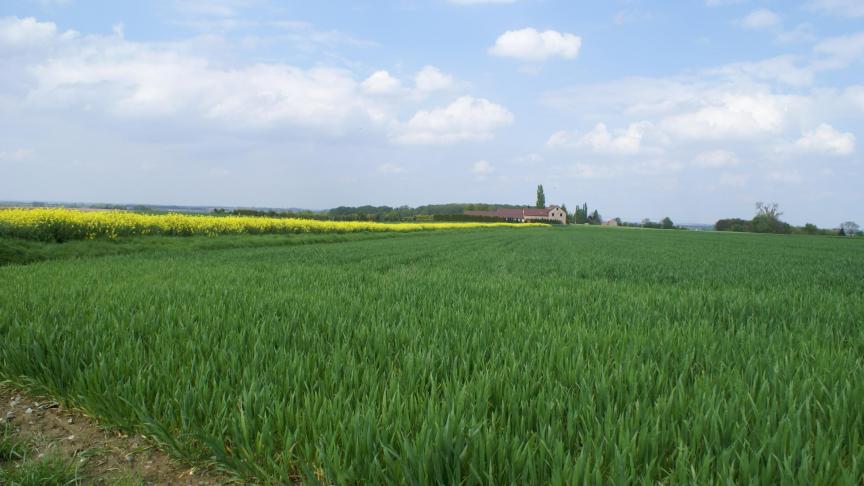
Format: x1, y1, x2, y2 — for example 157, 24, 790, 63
0, 0, 862, 226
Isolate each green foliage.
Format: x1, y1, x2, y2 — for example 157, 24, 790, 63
573, 203, 589, 224
660, 217, 674, 229
0, 423, 27, 462
715, 218, 751, 232
0, 233, 411, 267
1, 228, 864, 483
840, 221, 860, 236
717, 202, 795, 234
0, 454, 81, 486
536, 185, 546, 208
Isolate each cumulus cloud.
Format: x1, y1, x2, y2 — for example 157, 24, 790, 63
362, 70, 403, 95
489, 28, 582, 62
395, 96, 513, 145
660, 94, 794, 140
0, 16, 77, 51
547, 122, 653, 155
414, 66, 454, 93
0, 16, 494, 145
790, 124, 856, 155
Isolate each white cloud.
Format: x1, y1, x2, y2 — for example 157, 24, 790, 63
807, 0, 864, 18
813, 32, 864, 70
472, 160, 494, 176
710, 56, 815, 86
0, 16, 77, 50
694, 150, 741, 168
489, 28, 582, 62
362, 70, 403, 95
395, 96, 513, 145
414, 66, 454, 93
0, 17, 396, 135
547, 122, 653, 155
660, 94, 793, 140
740, 9, 781, 30
791, 123, 856, 155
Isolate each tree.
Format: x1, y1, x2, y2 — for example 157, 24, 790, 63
840, 221, 859, 236
573, 203, 589, 224
588, 210, 602, 225
536, 185, 546, 208
661, 217, 674, 229
751, 202, 790, 234
755, 202, 783, 220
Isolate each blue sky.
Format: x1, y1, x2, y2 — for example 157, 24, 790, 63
1, 0, 862, 226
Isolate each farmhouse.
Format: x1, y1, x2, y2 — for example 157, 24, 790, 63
464, 205, 568, 224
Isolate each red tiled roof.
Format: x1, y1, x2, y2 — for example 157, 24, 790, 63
464, 206, 564, 219
495, 208, 526, 218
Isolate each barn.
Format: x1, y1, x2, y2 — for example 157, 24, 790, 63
464, 205, 567, 224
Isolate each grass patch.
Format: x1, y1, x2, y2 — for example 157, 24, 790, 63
0, 423, 27, 463
0, 231, 443, 267
0, 453, 81, 486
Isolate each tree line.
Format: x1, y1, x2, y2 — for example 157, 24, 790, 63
715, 202, 860, 236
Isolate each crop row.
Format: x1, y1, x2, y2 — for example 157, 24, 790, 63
1, 228, 863, 483
0, 208, 545, 242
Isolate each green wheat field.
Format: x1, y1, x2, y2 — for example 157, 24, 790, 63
1, 227, 863, 484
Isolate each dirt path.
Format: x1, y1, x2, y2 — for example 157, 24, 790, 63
1, 386, 235, 485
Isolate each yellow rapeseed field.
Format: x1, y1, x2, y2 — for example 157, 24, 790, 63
0, 208, 546, 241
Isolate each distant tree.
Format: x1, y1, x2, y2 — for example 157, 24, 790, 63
536, 185, 546, 208
613, 217, 623, 226
755, 201, 783, 220
573, 203, 589, 224
661, 217, 674, 229
750, 201, 790, 234
839, 227, 846, 237
801, 223, 819, 234
840, 221, 859, 236
588, 210, 602, 225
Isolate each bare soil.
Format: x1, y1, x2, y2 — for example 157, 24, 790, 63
1, 386, 236, 485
